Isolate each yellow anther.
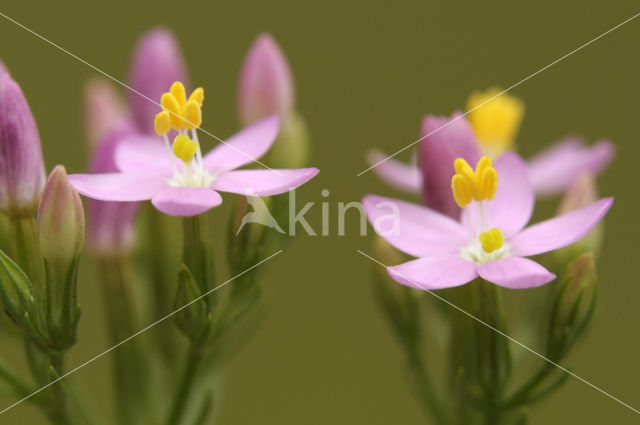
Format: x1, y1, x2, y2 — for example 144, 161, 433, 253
161, 92, 184, 128
172, 134, 199, 163
182, 100, 202, 129
170, 81, 187, 106
478, 228, 504, 253
154, 111, 171, 135
466, 87, 524, 155
451, 155, 499, 206
188, 87, 204, 105
452, 174, 472, 208
480, 167, 498, 200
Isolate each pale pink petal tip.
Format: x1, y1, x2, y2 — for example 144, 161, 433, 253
387, 256, 478, 290
478, 257, 556, 289
367, 150, 422, 194
211, 167, 318, 196
151, 187, 223, 216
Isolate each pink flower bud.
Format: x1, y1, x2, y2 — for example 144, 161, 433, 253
0, 73, 45, 215
87, 121, 139, 254
238, 33, 294, 126
83, 77, 127, 148
128, 28, 188, 135
38, 166, 85, 261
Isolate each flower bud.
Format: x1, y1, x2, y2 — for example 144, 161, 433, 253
555, 174, 603, 259
237, 33, 294, 126
87, 121, 139, 255
547, 252, 597, 359
267, 112, 310, 169
0, 59, 8, 75
128, 28, 188, 135
173, 264, 208, 340
83, 77, 127, 147
38, 166, 85, 262
0, 73, 45, 216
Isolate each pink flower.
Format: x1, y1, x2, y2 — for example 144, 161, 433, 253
69, 116, 319, 217
363, 153, 612, 290
368, 113, 614, 214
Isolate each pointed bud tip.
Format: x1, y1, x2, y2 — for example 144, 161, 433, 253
38, 166, 85, 261
238, 33, 294, 125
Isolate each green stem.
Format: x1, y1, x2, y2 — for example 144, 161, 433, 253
98, 256, 149, 425
165, 343, 204, 425
182, 215, 215, 305
8, 214, 44, 286
46, 352, 71, 425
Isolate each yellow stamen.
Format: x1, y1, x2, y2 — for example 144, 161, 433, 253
182, 100, 202, 130
172, 134, 199, 163
161, 92, 184, 128
154, 111, 171, 135
450, 155, 498, 207
170, 81, 187, 105
466, 87, 524, 156
188, 87, 204, 105
478, 228, 504, 253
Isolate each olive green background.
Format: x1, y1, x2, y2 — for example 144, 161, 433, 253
0, 0, 639, 423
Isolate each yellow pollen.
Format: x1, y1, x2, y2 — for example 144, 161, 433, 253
172, 134, 199, 163
478, 228, 504, 253
159, 82, 205, 130
154, 110, 171, 135
451, 155, 498, 208
466, 87, 524, 156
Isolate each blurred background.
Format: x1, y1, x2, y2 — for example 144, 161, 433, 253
0, 0, 638, 423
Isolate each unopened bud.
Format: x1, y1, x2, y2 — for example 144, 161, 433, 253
0, 73, 45, 216
555, 174, 603, 259
237, 33, 294, 126
38, 166, 85, 261
0, 249, 36, 329
548, 252, 597, 359
129, 28, 188, 135
267, 113, 310, 168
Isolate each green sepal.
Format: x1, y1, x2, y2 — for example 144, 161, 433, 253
0, 248, 38, 330
173, 264, 209, 340
43, 256, 81, 351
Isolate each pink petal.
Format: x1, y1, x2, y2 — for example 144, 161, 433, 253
478, 256, 556, 289
419, 112, 480, 218
362, 195, 467, 258
211, 167, 318, 196
151, 187, 222, 216
367, 149, 421, 193
68, 173, 166, 201
528, 138, 615, 197
388, 255, 478, 290
203, 116, 279, 173
509, 197, 613, 257
463, 152, 534, 238
115, 135, 175, 175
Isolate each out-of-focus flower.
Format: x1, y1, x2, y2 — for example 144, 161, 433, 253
368, 89, 614, 202
84, 77, 128, 147
69, 82, 319, 217
38, 166, 85, 261
466, 88, 524, 157
0, 73, 45, 215
0, 59, 8, 75
238, 34, 309, 169
238, 33, 294, 126
363, 153, 612, 290
129, 28, 188, 135
87, 120, 139, 255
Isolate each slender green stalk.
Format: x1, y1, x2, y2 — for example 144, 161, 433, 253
97, 256, 149, 425
182, 215, 215, 302
45, 351, 71, 425
165, 342, 205, 425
